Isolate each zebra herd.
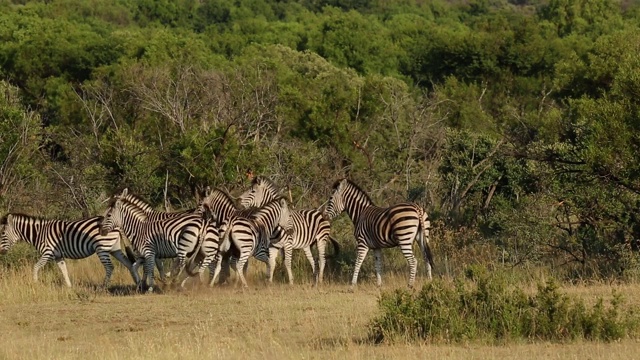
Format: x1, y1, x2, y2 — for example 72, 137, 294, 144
0, 177, 434, 292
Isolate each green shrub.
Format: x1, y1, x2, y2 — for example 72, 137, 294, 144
369, 266, 640, 344
0, 243, 40, 270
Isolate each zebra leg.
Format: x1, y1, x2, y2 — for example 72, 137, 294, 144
283, 242, 293, 285
235, 254, 250, 288
418, 239, 433, 281
267, 246, 279, 283
143, 254, 157, 293
373, 249, 383, 287
111, 249, 141, 285
209, 253, 224, 287
302, 246, 316, 283
133, 257, 146, 289
350, 244, 370, 290
218, 253, 232, 285
55, 258, 72, 287
316, 240, 328, 285
155, 259, 167, 282
400, 244, 418, 288
96, 251, 115, 288
32, 253, 54, 284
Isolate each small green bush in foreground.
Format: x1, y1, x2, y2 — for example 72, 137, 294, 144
370, 266, 640, 344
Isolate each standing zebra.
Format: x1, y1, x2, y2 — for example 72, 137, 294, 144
184, 204, 222, 283
194, 187, 270, 285
99, 190, 204, 293
0, 213, 139, 287
238, 176, 339, 284
211, 197, 293, 288
117, 189, 195, 280
323, 179, 434, 289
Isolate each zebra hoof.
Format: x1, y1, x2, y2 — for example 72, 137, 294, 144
347, 286, 356, 293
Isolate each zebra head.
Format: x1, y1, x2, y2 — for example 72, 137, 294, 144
100, 191, 148, 236
323, 179, 347, 220
0, 214, 17, 254
238, 176, 278, 209
276, 198, 293, 235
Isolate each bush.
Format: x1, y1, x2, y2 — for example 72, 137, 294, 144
369, 266, 640, 344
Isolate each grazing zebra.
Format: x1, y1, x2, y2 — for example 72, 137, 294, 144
211, 197, 293, 288
323, 179, 434, 289
0, 213, 139, 287
99, 190, 204, 293
238, 176, 340, 284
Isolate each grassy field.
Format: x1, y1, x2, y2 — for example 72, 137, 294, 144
1, 257, 640, 360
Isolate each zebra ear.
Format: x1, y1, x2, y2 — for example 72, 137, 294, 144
279, 198, 287, 208
121, 188, 129, 197
205, 186, 211, 197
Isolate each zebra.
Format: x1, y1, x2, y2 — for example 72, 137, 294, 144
323, 179, 434, 289
183, 204, 222, 284
0, 213, 139, 288
238, 176, 340, 285
116, 189, 195, 280
99, 190, 204, 293
211, 197, 293, 288
194, 187, 269, 285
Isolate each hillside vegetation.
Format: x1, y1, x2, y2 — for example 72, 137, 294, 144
2, 0, 640, 279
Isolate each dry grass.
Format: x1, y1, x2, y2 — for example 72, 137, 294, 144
1, 257, 640, 360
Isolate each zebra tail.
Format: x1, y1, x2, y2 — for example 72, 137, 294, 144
185, 224, 208, 277
328, 236, 340, 256
417, 206, 435, 268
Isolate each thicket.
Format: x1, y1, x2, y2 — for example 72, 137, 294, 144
1, 0, 640, 279
369, 266, 640, 344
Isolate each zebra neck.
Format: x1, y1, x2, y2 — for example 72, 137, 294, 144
342, 199, 370, 225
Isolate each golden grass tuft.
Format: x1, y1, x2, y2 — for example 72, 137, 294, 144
1, 257, 640, 359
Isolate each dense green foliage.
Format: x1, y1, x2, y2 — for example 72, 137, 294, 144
370, 266, 640, 343
1, 0, 640, 278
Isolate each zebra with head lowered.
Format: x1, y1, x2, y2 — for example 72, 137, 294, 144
0, 213, 139, 287
238, 176, 339, 285
211, 197, 293, 288
99, 189, 204, 293
323, 179, 434, 289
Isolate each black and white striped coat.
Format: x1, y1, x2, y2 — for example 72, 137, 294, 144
0, 213, 139, 287
238, 176, 339, 284
323, 179, 433, 289
99, 193, 204, 293
211, 197, 293, 288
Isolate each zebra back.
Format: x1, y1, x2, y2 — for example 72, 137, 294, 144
118, 188, 194, 221
1, 213, 118, 260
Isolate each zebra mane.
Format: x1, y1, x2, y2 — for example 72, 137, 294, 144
204, 188, 238, 209
107, 195, 150, 221
118, 192, 155, 213
334, 178, 374, 204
